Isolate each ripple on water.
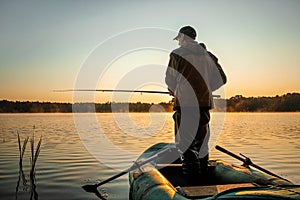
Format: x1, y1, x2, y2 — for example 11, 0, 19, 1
0, 113, 300, 200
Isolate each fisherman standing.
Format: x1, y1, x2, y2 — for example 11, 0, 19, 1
165, 26, 226, 182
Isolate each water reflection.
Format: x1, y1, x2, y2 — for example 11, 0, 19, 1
16, 159, 39, 200
15, 161, 27, 197
29, 178, 38, 200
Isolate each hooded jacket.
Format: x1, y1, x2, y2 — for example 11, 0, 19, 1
165, 40, 223, 108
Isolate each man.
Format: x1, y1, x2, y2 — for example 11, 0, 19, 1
199, 42, 227, 89
165, 26, 226, 182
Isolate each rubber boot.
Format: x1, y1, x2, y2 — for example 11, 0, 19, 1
199, 154, 209, 183
181, 149, 201, 185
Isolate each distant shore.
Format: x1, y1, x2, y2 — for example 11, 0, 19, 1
0, 93, 299, 113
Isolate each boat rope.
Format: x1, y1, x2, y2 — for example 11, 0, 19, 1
252, 174, 300, 195
269, 185, 300, 196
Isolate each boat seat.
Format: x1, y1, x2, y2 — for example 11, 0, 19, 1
180, 183, 255, 198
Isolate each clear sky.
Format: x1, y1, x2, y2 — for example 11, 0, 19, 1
1, 0, 299, 103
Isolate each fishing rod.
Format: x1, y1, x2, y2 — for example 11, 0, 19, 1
53, 89, 169, 94
53, 89, 221, 98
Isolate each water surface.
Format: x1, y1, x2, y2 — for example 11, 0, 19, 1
0, 112, 299, 200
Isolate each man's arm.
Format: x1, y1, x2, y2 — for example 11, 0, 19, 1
165, 53, 178, 96
208, 51, 226, 84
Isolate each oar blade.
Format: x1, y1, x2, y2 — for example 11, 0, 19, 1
82, 147, 171, 194
82, 184, 99, 193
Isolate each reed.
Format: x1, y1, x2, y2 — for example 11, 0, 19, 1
16, 127, 42, 200
17, 131, 29, 168
29, 126, 42, 178
16, 131, 29, 195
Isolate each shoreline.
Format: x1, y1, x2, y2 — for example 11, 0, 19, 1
1, 93, 299, 113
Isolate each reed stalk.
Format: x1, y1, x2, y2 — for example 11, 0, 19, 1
30, 126, 35, 166
17, 131, 29, 168
29, 130, 42, 179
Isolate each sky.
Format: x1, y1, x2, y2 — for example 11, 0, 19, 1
0, 0, 300, 103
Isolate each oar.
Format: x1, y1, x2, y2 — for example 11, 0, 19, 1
82, 147, 171, 193
215, 145, 292, 183
53, 89, 221, 98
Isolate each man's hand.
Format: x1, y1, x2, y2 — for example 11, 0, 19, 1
168, 88, 174, 96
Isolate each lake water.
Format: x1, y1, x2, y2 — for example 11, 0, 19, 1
0, 112, 299, 200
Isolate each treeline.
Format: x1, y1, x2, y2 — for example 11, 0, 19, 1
0, 93, 299, 113
225, 93, 300, 112
0, 100, 173, 113
0, 100, 72, 113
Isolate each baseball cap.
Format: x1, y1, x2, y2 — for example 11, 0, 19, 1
173, 26, 197, 40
